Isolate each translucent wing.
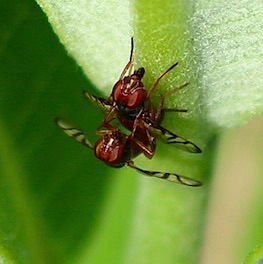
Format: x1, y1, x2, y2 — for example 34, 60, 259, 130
83, 91, 111, 112
127, 162, 202, 187
143, 121, 202, 153
55, 118, 93, 149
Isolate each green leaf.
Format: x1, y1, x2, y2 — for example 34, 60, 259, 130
244, 245, 263, 264
35, 0, 132, 93
0, 1, 136, 263
1, 0, 263, 264
190, 0, 263, 127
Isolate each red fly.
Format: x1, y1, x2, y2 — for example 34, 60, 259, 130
55, 118, 202, 187
56, 38, 202, 185
84, 38, 201, 155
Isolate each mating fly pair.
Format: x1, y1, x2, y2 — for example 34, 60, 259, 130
56, 38, 202, 187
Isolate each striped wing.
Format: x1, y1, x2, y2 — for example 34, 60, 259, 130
143, 122, 202, 153
83, 91, 111, 112
55, 118, 93, 149
128, 163, 202, 187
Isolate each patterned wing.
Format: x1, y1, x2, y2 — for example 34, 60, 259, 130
55, 118, 93, 148
127, 162, 202, 187
83, 91, 111, 112
143, 122, 202, 153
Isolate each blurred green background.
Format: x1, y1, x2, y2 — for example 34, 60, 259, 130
1, 1, 263, 264
0, 1, 121, 263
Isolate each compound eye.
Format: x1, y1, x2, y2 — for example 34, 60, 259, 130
125, 89, 146, 108
94, 138, 103, 160
112, 80, 146, 109
108, 145, 123, 164
94, 138, 124, 166
112, 80, 124, 103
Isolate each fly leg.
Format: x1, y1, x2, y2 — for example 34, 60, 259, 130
155, 81, 189, 122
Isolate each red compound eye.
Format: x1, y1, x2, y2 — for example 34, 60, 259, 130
94, 137, 124, 166
112, 79, 146, 109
